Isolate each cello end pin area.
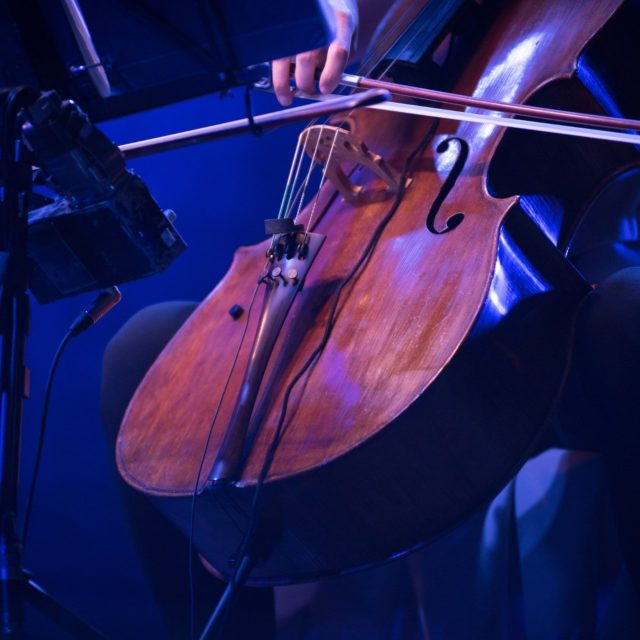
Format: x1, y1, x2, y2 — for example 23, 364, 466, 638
209, 477, 237, 488
209, 460, 239, 487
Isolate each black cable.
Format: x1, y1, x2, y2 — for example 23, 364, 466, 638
244, 85, 262, 137
248, 118, 439, 546
21, 328, 74, 546
199, 119, 440, 640
21, 286, 122, 546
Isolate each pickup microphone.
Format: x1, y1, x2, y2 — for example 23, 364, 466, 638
21, 91, 187, 304
69, 286, 122, 336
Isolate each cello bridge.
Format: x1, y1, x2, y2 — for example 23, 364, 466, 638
302, 125, 411, 205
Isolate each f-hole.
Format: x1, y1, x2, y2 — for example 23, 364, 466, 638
426, 136, 467, 234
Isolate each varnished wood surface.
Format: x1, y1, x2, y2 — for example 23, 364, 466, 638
117, 0, 628, 581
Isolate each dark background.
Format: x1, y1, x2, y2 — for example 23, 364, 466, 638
20, 89, 301, 639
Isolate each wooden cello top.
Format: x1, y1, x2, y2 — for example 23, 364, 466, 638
118, 0, 623, 495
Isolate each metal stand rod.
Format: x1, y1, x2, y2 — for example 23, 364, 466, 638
0, 87, 106, 640
0, 87, 35, 638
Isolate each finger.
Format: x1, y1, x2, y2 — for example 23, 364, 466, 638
295, 50, 323, 94
319, 41, 349, 94
318, 8, 354, 94
272, 58, 293, 106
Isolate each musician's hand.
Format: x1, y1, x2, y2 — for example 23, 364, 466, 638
272, 0, 358, 106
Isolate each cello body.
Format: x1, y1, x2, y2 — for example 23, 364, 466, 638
117, 0, 640, 584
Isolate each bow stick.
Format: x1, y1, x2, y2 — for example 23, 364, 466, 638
297, 91, 640, 145
119, 76, 640, 160
341, 74, 640, 132
119, 89, 390, 159
291, 72, 640, 145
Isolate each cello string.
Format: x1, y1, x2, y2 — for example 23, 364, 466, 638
276, 130, 307, 219
283, 181, 307, 219
301, 125, 343, 231
284, 128, 322, 220
282, 132, 310, 219
377, 8, 432, 81
293, 125, 326, 221
272, 129, 313, 253
354, 0, 432, 84
270, 130, 313, 254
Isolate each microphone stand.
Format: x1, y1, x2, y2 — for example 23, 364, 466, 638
0, 87, 104, 639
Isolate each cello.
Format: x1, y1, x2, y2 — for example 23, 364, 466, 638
116, 0, 640, 584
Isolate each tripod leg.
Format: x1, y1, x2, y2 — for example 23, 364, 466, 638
0, 512, 25, 637
22, 575, 105, 640
0, 576, 23, 638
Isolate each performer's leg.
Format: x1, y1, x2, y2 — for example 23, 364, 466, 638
558, 267, 640, 594
100, 301, 275, 639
